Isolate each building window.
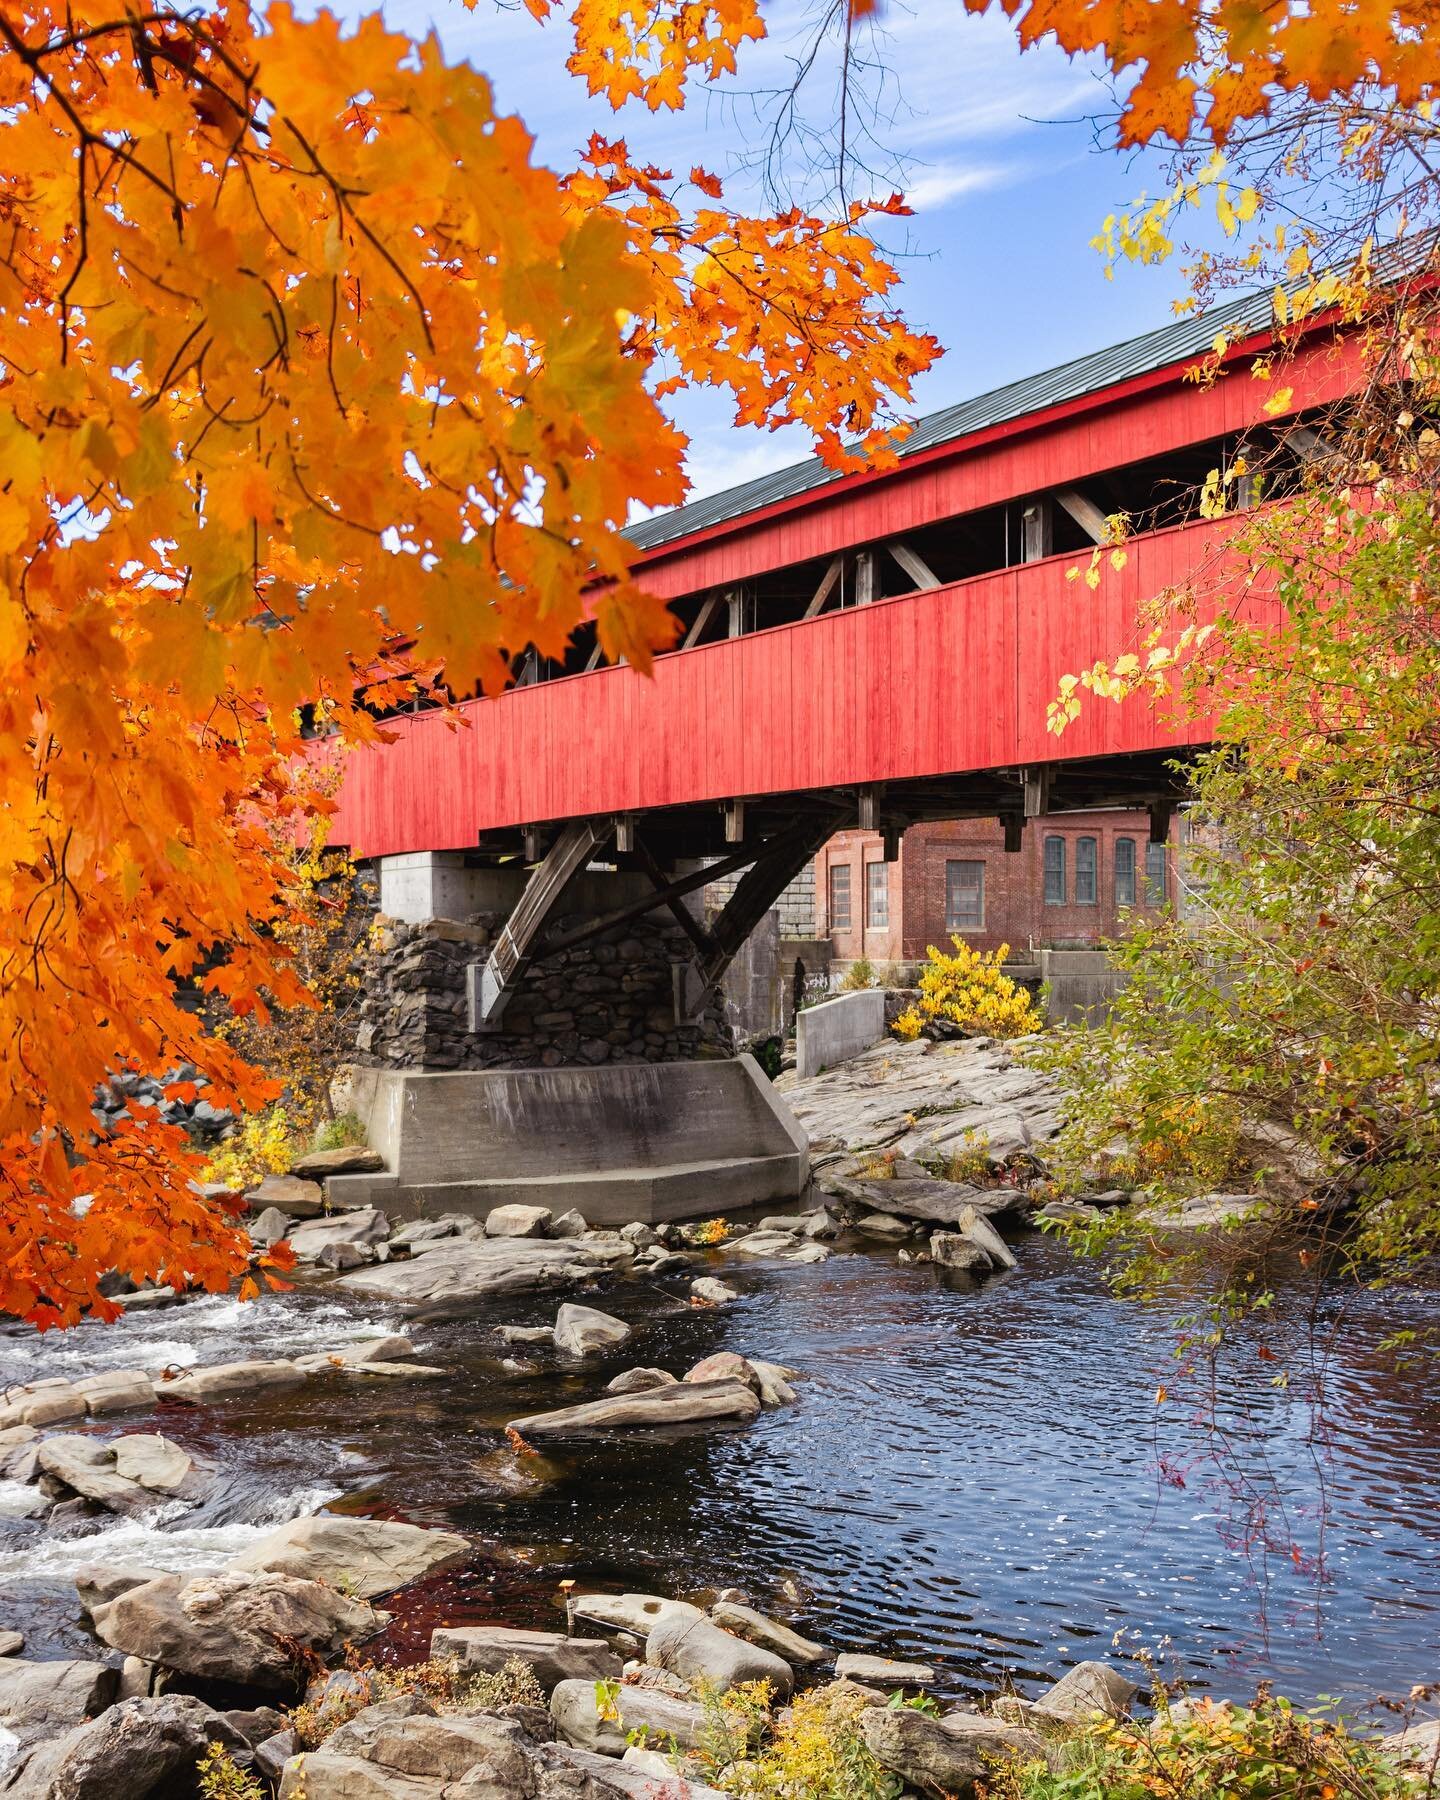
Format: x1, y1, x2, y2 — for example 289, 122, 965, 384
866, 861, 889, 930
945, 860, 984, 932
828, 863, 852, 931
1075, 836, 1098, 905
1145, 841, 1167, 906
1043, 836, 1066, 906
1114, 837, 1136, 908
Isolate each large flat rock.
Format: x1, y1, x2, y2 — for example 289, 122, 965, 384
229, 1515, 471, 1599
777, 1037, 1059, 1166
335, 1238, 626, 1306
509, 1378, 760, 1438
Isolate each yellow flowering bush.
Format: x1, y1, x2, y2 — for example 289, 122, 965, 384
893, 939, 1044, 1041
202, 1104, 300, 1190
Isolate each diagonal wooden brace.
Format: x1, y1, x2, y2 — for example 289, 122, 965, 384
467, 819, 604, 1031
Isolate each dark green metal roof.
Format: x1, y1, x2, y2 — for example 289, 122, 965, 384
625, 284, 1272, 555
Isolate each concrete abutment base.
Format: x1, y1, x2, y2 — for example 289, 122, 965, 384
331, 1055, 810, 1226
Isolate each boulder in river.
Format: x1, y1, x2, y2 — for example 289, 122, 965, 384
287, 1208, 390, 1262
709, 1602, 827, 1666
508, 1378, 760, 1439
859, 1704, 1031, 1798
229, 1515, 471, 1599
854, 1212, 914, 1241
955, 1204, 1017, 1269
72, 1370, 157, 1418
34, 1437, 156, 1516
162, 1359, 305, 1404
605, 1368, 677, 1394
549, 1209, 588, 1239
553, 1303, 632, 1357
111, 1434, 193, 1493
89, 1570, 387, 1693
335, 1238, 624, 1307
430, 1625, 620, 1689
75, 1565, 168, 1622
484, 1204, 553, 1239
929, 1232, 991, 1273
689, 1277, 736, 1304
571, 1593, 705, 1636
550, 1677, 708, 1756
835, 1652, 935, 1686
245, 1174, 325, 1219
1033, 1659, 1139, 1720
4, 1693, 249, 1800
0, 1657, 118, 1756
682, 1352, 760, 1392
247, 1206, 293, 1247
647, 1613, 794, 1697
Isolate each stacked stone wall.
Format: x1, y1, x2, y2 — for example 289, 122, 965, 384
704, 864, 815, 938
355, 913, 732, 1071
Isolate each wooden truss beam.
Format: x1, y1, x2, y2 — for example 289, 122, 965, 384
802, 558, 843, 620
887, 541, 941, 591
1056, 489, 1109, 545
468, 819, 604, 1030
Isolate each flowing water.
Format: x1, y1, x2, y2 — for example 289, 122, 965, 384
2, 1231, 1437, 1709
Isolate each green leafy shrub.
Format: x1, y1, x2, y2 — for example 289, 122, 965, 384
722, 1684, 900, 1800
198, 1744, 265, 1800
312, 1110, 368, 1151
840, 958, 876, 991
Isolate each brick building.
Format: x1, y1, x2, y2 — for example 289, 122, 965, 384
815, 809, 1175, 970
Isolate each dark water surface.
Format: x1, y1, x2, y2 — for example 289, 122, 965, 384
2, 1231, 1437, 1707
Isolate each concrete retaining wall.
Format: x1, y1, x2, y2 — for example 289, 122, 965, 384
332, 1054, 809, 1225
795, 989, 888, 1079
1038, 947, 1127, 1024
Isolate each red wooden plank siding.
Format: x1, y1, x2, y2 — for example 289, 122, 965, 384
330, 513, 1261, 858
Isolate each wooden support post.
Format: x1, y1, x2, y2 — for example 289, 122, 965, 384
582, 640, 603, 673
882, 826, 901, 864
802, 558, 843, 620
1056, 489, 1109, 545
1287, 424, 1333, 462
523, 825, 544, 864
724, 799, 746, 844
1149, 800, 1174, 845
855, 548, 880, 604
1023, 766, 1051, 819
1001, 814, 1024, 853
857, 785, 880, 832
887, 541, 941, 591
727, 588, 746, 638
682, 591, 721, 648
468, 820, 604, 1030
614, 815, 635, 854
1021, 500, 1053, 563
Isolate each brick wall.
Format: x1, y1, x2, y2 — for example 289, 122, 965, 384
815, 810, 1177, 967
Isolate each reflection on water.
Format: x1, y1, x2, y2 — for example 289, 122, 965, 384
1, 1234, 1436, 1705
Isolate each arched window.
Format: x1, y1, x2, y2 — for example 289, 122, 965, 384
1145, 842, 1167, 906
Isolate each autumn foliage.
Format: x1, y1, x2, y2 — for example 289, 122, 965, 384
0, 0, 936, 1324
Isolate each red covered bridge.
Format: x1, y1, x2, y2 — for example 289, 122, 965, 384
329, 292, 1361, 1023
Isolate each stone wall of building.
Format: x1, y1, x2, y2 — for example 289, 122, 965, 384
704, 864, 815, 940
355, 913, 732, 1071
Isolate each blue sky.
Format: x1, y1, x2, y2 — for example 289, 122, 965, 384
331, 0, 1196, 502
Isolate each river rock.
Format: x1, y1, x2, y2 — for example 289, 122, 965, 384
0, 1658, 118, 1752
111, 1435, 192, 1492
956, 1204, 1017, 1269
248, 1205, 293, 1246
646, 1613, 793, 1698
835, 1653, 935, 1685
88, 1571, 387, 1692
485, 1205, 553, 1239
549, 1210, 588, 1239
287, 1208, 390, 1261
316, 1240, 376, 1271
570, 1745, 728, 1800
689, 1278, 736, 1304
682, 1353, 760, 1392
72, 1371, 157, 1417
553, 1303, 632, 1356
708, 1602, 826, 1665
1033, 1659, 1139, 1720
34, 1438, 153, 1515
930, 1232, 991, 1272
335, 1239, 622, 1307
0, 1633, 21, 1659
748, 1360, 800, 1407
430, 1626, 619, 1690
291, 1145, 385, 1178
229, 1515, 471, 1599
163, 1359, 305, 1403
509, 1379, 760, 1438
605, 1368, 676, 1394
550, 1678, 708, 1756
15, 1390, 87, 1428
572, 1594, 705, 1636
859, 1705, 988, 1798
246, 1174, 326, 1218
75, 1565, 168, 1621
854, 1212, 914, 1241
729, 1231, 806, 1257
4, 1693, 248, 1800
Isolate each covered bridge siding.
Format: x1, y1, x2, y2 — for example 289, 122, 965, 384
328, 294, 1364, 1022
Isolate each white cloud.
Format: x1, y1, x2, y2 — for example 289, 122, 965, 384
902, 161, 1012, 211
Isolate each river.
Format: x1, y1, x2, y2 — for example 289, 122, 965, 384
1, 1229, 1435, 1712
